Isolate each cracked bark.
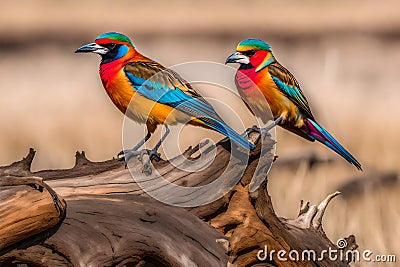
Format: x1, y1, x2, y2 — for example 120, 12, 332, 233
0, 132, 357, 266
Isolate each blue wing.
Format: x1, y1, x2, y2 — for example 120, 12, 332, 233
124, 61, 254, 150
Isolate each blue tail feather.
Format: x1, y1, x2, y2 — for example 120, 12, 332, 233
306, 119, 362, 170
203, 118, 255, 150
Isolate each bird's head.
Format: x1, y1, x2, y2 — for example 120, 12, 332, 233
75, 32, 136, 63
225, 39, 275, 72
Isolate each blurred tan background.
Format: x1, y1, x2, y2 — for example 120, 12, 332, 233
1, 0, 399, 265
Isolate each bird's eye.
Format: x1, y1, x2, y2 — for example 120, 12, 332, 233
243, 50, 256, 57
104, 43, 117, 50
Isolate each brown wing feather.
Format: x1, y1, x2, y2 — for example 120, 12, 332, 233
268, 62, 315, 120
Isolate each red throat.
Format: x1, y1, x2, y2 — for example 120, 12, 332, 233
100, 60, 124, 88
99, 50, 145, 88
236, 68, 257, 92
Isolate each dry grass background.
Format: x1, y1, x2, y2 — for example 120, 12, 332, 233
0, 0, 399, 265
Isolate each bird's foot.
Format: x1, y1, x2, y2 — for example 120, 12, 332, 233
142, 160, 153, 176
118, 148, 150, 163
148, 149, 161, 162
118, 147, 162, 174
259, 117, 282, 140
245, 125, 261, 134
259, 125, 274, 141
245, 125, 272, 140
142, 149, 162, 176
244, 123, 276, 142
261, 122, 277, 133
247, 116, 282, 139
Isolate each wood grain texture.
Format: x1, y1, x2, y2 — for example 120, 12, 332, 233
1, 195, 228, 267
0, 132, 357, 266
0, 176, 66, 253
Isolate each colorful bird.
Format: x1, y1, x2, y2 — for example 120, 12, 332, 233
75, 32, 254, 162
226, 38, 362, 170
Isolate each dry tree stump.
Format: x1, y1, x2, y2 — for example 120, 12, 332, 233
0, 132, 357, 267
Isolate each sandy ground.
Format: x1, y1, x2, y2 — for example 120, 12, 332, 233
1, 1, 400, 266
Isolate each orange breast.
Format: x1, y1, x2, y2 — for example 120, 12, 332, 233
238, 68, 303, 126
103, 69, 193, 128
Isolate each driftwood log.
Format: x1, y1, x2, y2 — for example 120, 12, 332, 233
0, 132, 357, 266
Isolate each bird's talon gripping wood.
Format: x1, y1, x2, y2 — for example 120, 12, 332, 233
119, 148, 150, 163
142, 159, 154, 176
149, 151, 161, 162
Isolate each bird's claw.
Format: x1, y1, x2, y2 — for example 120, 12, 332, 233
245, 124, 274, 141
149, 150, 161, 162
243, 125, 260, 139
142, 149, 162, 175
142, 159, 153, 176
118, 148, 150, 163
118, 148, 161, 175
260, 127, 272, 140
259, 121, 280, 140
247, 125, 261, 134
117, 150, 125, 158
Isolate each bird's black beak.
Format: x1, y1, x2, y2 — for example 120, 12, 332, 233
75, 42, 109, 54
225, 52, 249, 64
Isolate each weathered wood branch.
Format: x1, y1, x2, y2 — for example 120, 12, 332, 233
0, 132, 357, 266
0, 175, 66, 253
